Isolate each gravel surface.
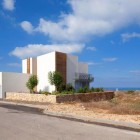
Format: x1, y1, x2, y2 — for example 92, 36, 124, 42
46, 103, 140, 123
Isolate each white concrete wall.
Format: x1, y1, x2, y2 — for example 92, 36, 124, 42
22, 59, 27, 73
0, 72, 2, 98
37, 52, 56, 92
78, 62, 88, 74
1, 72, 30, 98
22, 58, 37, 75
0, 72, 2, 86
30, 58, 32, 74
66, 54, 78, 87
66, 54, 89, 89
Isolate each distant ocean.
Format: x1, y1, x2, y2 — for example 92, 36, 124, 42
103, 87, 140, 91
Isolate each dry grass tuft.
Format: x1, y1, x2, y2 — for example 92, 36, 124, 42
82, 92, 140, 115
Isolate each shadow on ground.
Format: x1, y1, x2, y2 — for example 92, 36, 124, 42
0, 103, 44, 115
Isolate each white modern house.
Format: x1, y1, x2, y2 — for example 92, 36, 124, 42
22, 51, 93, 92
0, 51, 93, 98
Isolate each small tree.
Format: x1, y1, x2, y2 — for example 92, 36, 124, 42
26, 75, 38, 93
48, 71, 63, 91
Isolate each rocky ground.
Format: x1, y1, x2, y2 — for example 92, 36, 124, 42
46, 91, 140, 123
46, 102, 140, 123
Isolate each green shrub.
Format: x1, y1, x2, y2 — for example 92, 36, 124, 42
48, 71, 63, 91
77, 88, 83, 93
77, 86, 89, 93
90, 87, 95, 92
58, 83, 75, 92
51, 91, 60, 95
58, 84, 66, 92
83, 86, 89, 93
127, 90, 135, 94
88, 87, 104, 92
26, 75, 38, 93
76, 87, 104, 93
66, 84, 75, 91
94, 88, 104, 92
41, 91, 51, 95
60, 90, 74, 95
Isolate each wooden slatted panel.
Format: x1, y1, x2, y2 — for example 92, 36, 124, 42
27, 58, 30, 74
56, 52, 67, 84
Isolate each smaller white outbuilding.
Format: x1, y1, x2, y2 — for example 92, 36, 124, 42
0, 72, 30, 98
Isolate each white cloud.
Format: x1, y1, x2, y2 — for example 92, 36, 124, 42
88, 62, 102, 66
20, 21, 34, 34
86, 47, 96, 51
21, 0, 140, 43
121, 32, 140, 42
103, 57, 118, 62
2, 0, 15, 11
10, 44, 85, 59
8, 63, 21, 67
129, 70, 140, 75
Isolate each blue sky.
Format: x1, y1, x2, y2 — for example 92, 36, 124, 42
0, 0, 140, 88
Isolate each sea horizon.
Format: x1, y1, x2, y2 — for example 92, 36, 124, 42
103, 87, 140, 91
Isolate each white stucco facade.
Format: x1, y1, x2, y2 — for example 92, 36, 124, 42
22, 59, 27, 73
0, 72, 30, 98
37, 52, 56, 92
78, 62, 88, 74
66, 54, 89, 87
66, 54, 78, 87
0, 72, 2, 98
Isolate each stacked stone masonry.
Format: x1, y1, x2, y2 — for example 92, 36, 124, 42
6, 92, 56, 103
6, 92, 114, 103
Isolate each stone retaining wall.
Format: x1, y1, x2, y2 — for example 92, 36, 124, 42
56, 92, 114, 103
6, 92, 114, 103
6, 92, 56, 103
